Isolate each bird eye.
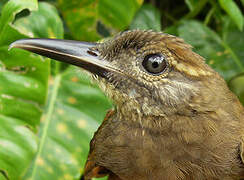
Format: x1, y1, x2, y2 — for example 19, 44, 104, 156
142, 54, 167, 75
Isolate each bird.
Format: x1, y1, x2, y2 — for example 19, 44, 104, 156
10, 30, 244, 180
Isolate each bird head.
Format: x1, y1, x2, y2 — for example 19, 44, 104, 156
10, 30, 220, 117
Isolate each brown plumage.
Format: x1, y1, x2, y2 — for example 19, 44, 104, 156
10, 30, 244, 180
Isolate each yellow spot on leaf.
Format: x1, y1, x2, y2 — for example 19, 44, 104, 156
209, 60, 214, 65
75, 147, 82, 153
0, 141, 5, 147
48, 28, 56, 39
46, 166, 54, 173
64, 174, 73, 180
70, 156, 78, 165
68, 97, 77, 104
79, 167, 84, 174
216, 51, 223, 56
47, 154, 53, 160
224, 49, 229, 54
71, 76, 79, 82
57, 123, 67, 133
67, 133, 73, 140
77, 119, 87, 129
49, 77, 54, 85
36, 157, 44, 166
24, 82, 31, 88
41, 114, 46, 123
60, 164, 67, 171
55, 148, 62, 154
137, 0, 143, 5
57, 108, 64, 115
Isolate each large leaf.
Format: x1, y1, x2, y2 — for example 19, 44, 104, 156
0, 0, 44, 179
10, 2, 112, 180
178, 20, 244, 80
218, 0, 243, 31
0, 1, 62, 179
130, 4, 161, 31
1, 0, 111, 179
24, 67, 111, 180
58, 0, 143, 41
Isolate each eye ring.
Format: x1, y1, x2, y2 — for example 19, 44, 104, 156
142, 53, 168, 75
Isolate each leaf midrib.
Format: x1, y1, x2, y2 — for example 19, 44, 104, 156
29, 74, 61, 179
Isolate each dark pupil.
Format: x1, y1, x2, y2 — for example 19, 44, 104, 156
142, 54, 167, 75
152, 62, 159, 68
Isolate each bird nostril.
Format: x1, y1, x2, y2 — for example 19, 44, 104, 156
87, 50, 98, 57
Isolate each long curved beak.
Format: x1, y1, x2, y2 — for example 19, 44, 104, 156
9, 39, 116, 77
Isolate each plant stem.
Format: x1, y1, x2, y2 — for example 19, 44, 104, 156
183, 0, 208, 19
164, 12, 177, 23
204, 6, 215, 25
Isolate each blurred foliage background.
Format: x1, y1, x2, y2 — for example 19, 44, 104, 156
0, 0, 244, 180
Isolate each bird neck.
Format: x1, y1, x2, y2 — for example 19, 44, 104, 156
115, 94, 243, 144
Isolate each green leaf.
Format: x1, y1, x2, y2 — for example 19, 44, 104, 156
58, 0, 143, 41
0, 114, 38, 179
178, 20, 244, 80
58, 0, 101, 41
98, 0, 143, 30
242, 0, 244, 7
12, 5, 112, 179
222, 17, 244, 68
130, 4, 161, 31
218, 0, 243, 31
14, 2, 63, 39
24, 67, 111, 180
229, 74, 244, 105
0, 47, 49, 127
0, 0, 42, 179
0, 0, 38, 45
0, 1, 62, 179
1, 1, 111, 179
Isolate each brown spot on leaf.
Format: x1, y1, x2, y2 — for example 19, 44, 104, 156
68, 97, 77, 104
71, 76, 79, 82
